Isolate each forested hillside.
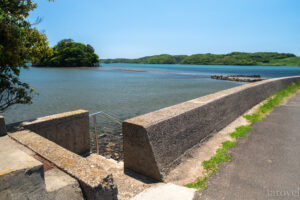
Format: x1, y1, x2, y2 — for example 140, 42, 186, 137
101, 52, 300, 66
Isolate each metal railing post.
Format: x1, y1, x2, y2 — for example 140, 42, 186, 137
89, 111, 122, 155
93, 115, 99, 154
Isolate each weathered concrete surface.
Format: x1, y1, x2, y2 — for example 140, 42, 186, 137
45, 168, 84, 200
9, 130, 118, 200
194, 91, 300, 200
21, 110, 90, 155
0, 115, 7, 136
87, 153, 156, 200
0, 136, 46, 200
0, 135, 86, 200
123, 76, 300, 180
132, 183, 195, 200
0, 135, 36, 156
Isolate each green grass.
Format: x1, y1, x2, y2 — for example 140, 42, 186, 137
186, 176, 208, 190
186, 81, 300, 191
202, 141, 236, 172
186, 141, 236, 190
230, 125, 252, 138
244, 113, 261, 122
244, 81, 300, 123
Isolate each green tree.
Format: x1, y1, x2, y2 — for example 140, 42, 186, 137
0, 0, 50, 112
38, 39, 100, 67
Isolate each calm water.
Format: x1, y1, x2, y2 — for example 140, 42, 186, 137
3, 64, 300, 158
3, 64, 300, 125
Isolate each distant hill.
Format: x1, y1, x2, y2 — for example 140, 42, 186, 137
100, 52, 300, 66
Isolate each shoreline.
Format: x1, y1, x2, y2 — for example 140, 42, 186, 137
31, 66, 102, 69
111, 68, 162, 73
32, 64, 300, 68
101, 63, 300, 67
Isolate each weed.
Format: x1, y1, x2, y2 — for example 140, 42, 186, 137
230, 125, 252, 138
186, 81, 300, 191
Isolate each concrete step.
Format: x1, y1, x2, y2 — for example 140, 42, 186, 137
0, 135, 85, 200
0, 136, 46, 200
45, 168, 84, 200
86, 154, 196, 200
9, 130, 117, 199
86, 153, 156, 200
131, 183, 195, 200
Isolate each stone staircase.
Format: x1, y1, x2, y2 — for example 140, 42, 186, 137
0, 131, 155, 200
0, 135, 84, 200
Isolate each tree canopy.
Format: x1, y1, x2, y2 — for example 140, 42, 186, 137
101, 52, 299, 66
37, 39, 99, 67
0, 0, 50, 112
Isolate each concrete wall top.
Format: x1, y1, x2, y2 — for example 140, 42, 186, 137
22, 110, 88, 126
123, 76, 300, 181
21, 110, 90, 155
125, 76, 299, 127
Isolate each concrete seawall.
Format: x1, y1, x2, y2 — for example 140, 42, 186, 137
123, 76, 300, 181
21, 110, 90, 155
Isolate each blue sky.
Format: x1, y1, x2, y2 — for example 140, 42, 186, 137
29, 0, 300, 58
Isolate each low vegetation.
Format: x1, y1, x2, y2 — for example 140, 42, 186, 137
230, 125, 252, 138
186, 140, 237, 190
244, 81, 300, 122
101, 54, 187, 64
186, 81, 300, 191
101, 52, 300, 66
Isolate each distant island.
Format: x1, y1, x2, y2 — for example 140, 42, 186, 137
35, 39, 100, 67
100, 52, 300, 66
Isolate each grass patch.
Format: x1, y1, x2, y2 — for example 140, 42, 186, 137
244, 113, 261, 122
244, 81, 300, 123
230, 125, 252, 138
186, 176, 208, 190
202, 141, 236, 173
186, 80, 300, 191
186, 140, 236, 190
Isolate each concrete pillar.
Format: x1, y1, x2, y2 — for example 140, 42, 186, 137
0, 115, 7, 136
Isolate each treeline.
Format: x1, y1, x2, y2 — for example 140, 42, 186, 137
101, 52, 300, 66
101, 54, 187, 64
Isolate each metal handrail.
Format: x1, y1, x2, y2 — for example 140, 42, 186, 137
89, 111, 122, 154
89, 111, 122, 125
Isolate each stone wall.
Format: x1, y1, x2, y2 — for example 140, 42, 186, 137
22, 110, 90, 155
123, 76, 300, 181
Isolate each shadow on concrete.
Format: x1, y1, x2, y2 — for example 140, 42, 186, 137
124, 168, 159, 184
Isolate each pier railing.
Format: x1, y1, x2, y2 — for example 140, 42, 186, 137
89, 111, 122, 154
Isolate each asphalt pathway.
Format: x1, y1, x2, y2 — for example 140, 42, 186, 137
194, 92, 300, 200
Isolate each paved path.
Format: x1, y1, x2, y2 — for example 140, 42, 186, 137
194, 92, 300, 200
